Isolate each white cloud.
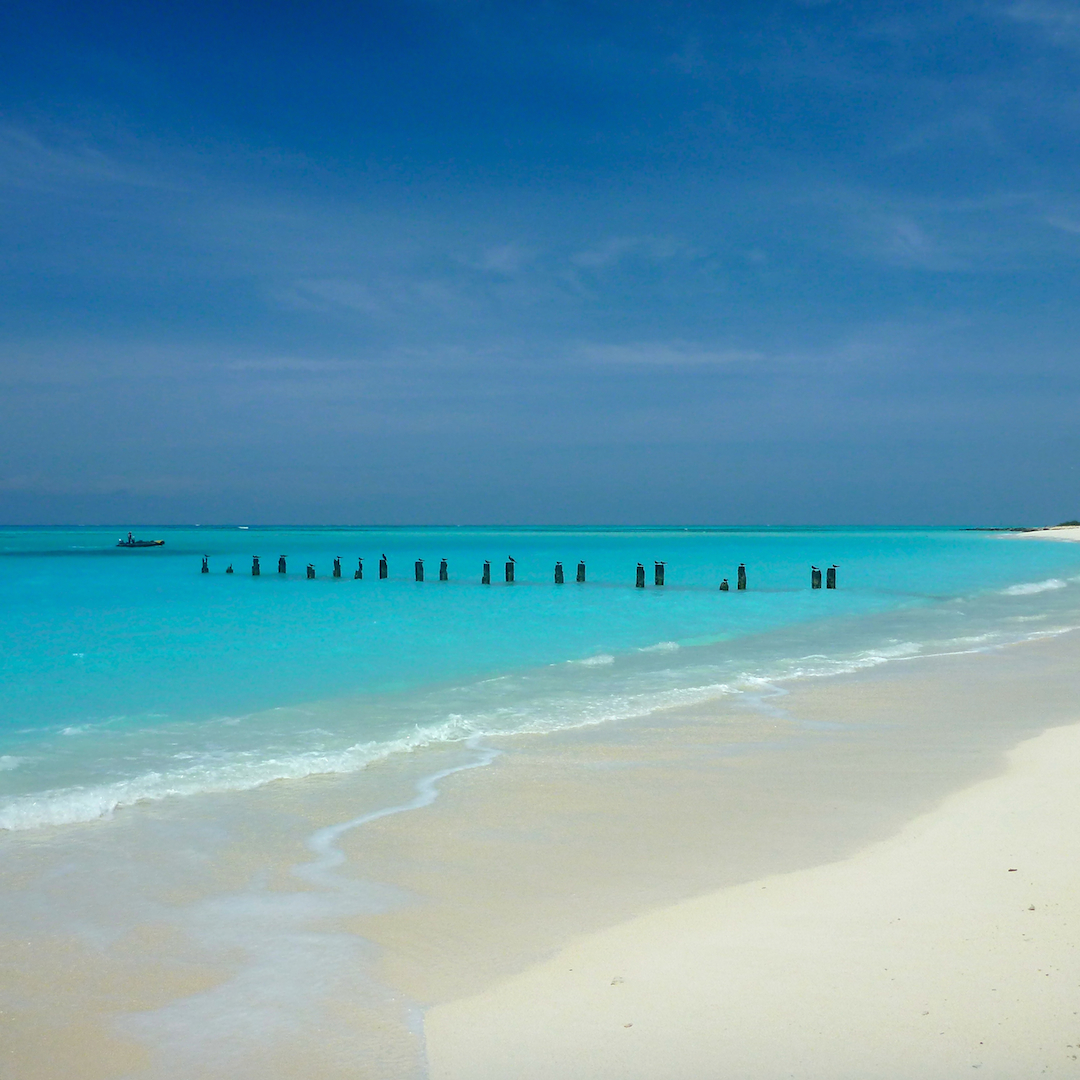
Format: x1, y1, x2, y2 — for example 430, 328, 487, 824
575, 341, 762, 367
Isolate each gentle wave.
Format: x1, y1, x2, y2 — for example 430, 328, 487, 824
1002, 578, 1067, 595
4, 618, 1079, 832
0, 718, 480, 831
639, 641, 680, 653
855, 641, 923, 660
0, 756, 21, 772
0, 644, 944, 831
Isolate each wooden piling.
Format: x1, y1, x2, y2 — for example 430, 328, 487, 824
482, 560, 491, 584
333, 557, 341, 578
252, 556, 260, 577
278, 556, 286, 575
719, 578, 729, 591
307, 564, 315, 579
201, 556, 209, 574
379, 555, 388, 580
636, 563, 646, 588
440, 558, 448, 582
737, 564, 746, 590
811, 566, 822, 589
354, 558, 363, 580
505, 558, 515, 583
225, 564, 233, 574
826, 565, 837, 589
654, 561, 665, 587
415, 559, 424, 582
554, 561, 564, 584
577, 561, 586, 583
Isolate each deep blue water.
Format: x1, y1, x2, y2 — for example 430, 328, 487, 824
3, 526, 1080, 829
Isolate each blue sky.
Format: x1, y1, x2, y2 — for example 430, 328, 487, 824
2, 0, 1079, 524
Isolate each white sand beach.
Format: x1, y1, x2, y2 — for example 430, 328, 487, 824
1015, 525, 1080, 541
426, 718, 1080, 1079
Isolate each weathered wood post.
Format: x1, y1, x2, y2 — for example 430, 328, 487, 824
554, 561, 564, 584
482, 560, 491, 584
379, 555, 388, 580
737, 564, 746, 590
333, 557, 341, 578
636, 563, 646, 588
415, 559, 424, 582
811, 566, 822, 589
826, 565, 837, 589
225, 564, 233, 574
719, 578, 729, 591
201, 556, 209, 574
252, 556, 260, 576
577, 560, 586, 582
354, 558, 363, 580
654, 561, 665, 586
278, 556, 287, 575
440, 558, 448, 581
505, 557, 515, 583
307, 563, 315, 579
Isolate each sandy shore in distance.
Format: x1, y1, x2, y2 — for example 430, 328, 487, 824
425, 638, 1080, 1079
1015, 524, 1080, 541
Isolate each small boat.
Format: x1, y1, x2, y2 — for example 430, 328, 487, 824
117, 533, 164, 548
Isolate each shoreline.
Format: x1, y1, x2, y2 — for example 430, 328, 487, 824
1012, 524, 1080, 541
4, 628, 1080, 1076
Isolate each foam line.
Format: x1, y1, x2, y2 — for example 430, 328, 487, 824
1002, 578, 1067, 595
294, 737, 501, 890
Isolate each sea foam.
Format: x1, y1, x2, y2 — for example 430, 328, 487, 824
1002, 578, 1067, 595
639, 641, 680, 653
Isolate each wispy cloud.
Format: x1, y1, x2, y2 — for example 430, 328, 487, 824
886, 109, 1004, 157
281, 275, 475, 321
1045, 212, 1080, 233
471, 243, 532, 274
0, 124, 162, 191
570, 235, 687, 270
876, 215, 957, 269
1005, 0, 1080, 46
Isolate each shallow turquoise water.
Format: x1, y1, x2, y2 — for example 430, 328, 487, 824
3, 526, 1080, 829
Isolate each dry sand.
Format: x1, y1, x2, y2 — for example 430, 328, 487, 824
425, 643, 1080, 1079
1015, 524, 1080, 541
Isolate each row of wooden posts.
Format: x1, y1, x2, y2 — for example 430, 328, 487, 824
200, 556, 838, 589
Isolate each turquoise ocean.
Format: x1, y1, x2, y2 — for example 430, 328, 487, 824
4, 526, 1080, 832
